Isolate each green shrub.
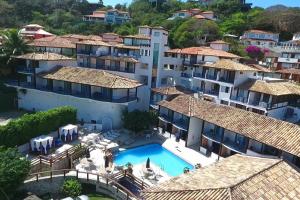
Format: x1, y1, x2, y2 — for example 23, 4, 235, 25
61, 178, 82, 198
0, 147, 31, 199
0, 106, 77, 147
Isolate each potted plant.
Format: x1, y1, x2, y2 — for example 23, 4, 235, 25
183, 167, 190, 174
125, 162, 133, 174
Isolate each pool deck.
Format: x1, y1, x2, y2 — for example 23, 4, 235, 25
162, 139, 220, 167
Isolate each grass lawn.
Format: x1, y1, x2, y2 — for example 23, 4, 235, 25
86, 193, 114, 200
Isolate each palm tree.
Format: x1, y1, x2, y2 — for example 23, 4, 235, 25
0, 29, 29, 66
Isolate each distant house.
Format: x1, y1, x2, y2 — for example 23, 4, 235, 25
83, 10, 106, 22
83, 9, 130, 25
209, 40, 230, 52
19, 24, 54, 40
168, 9, 215, 21
240, 29, 279, 47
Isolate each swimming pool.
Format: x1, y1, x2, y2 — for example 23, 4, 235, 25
114, 143, 194, 176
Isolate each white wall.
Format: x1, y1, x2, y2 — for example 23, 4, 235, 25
36, 60, 77, 73
17, 88, 131, 128
187, 117, 203, 146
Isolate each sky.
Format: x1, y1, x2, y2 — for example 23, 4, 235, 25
89, 0, 300, 8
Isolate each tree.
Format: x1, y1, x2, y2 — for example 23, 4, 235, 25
0, 147, 31, 199
0, 29, 29, 69
245, 45, 267, 61
61, 178, 82, 198
173, 18, 220, 48
122, 110, 158, 133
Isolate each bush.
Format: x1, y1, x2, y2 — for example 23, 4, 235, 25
61, 178, 82, 198
0, 147, 31, 199
0, 106, 77, 147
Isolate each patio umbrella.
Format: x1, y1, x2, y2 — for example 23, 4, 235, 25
146, 157, 150, 169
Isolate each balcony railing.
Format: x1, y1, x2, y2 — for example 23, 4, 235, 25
223, 138, 247, 153
230, 96, 248, 103
193, 72, 205, 78
181, 73, 192, 78
203, 130, 222, 143
96, 65, 135, 73
159, 113, 173, 123
17, 67, 35, 74
173, 119, 189, 130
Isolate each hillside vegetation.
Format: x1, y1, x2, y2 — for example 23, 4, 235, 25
0, 0, 299, 47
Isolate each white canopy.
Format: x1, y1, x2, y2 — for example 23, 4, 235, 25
30, 135, 53, 154
59, 124, 78, 141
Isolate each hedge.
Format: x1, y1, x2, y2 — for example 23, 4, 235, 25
0, 106, 77, 147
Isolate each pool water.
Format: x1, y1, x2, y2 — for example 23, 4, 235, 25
114, 144, 194, 176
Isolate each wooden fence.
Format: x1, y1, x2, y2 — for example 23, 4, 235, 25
28, 169, 140, 200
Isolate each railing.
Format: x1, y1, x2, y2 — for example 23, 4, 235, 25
173, 119, 188, 130
96, 65, 135, 73
181, 73, 192, 78
27, 169, 139, 200
202, 131, 222, 143
30, 144, 86, 168
17, 66, 35, 74
111, 170, 150, 191
159, 114, 173, 123
230, 96, 248, 103
223, 139, 247, 154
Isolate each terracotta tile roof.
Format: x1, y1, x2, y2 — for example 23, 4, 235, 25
99, 55, 139, 63
209, 40, 229, 44
249, 64, 273, 73
276, 68, 300, 76
142, 155, 300, 200
158, 95, 300, 157
166, 47, 240, 59
75, 40, 111, 46
28, 36, 76, 49
38, 66, 142, 89
193, 14, 206, 19
61, 34, 103, 42
236, 79, 300, 96
151, 86, 193, 96
203, 59, 256, 71
122, 34, 151, 40
114, 44, 140, 50
245, 29, 277, 35
13, 52, 75, 61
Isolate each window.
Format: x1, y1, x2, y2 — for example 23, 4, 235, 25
225, 87, 229, 93
145, 50, 148, 56
154, 32, 160, 37
170, 65, 174, 70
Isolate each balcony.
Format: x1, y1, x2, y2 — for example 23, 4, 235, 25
230, 96, 248, 104
193, 72, 205, 78
202, 130, 222, 143
96, 65, 135, 73
77, 50, 90, 55
278, 57, 299, 64
17, 67, 35, 74
206, 74, 217, 80
223, 138, 247, 154
181, 73, 192, 78
159, 113, 173, 123
173, 118, 189, 131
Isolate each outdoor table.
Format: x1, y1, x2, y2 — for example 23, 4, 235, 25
30, 135, 54, 154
